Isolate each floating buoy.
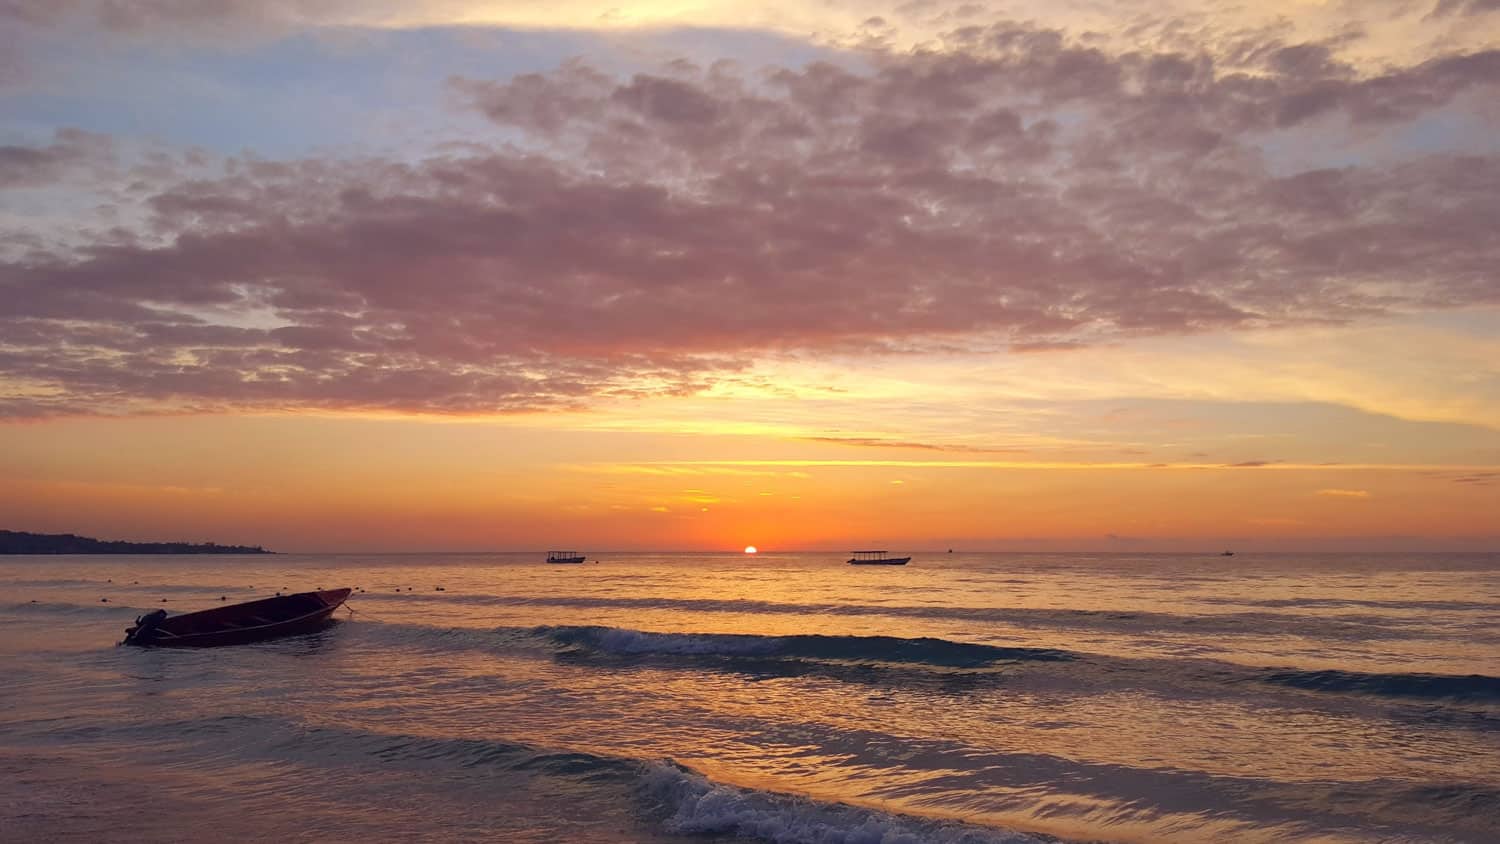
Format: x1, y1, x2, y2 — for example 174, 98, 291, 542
101, 597, 109, 603
107, 578, 113, 583
220, 596, 226, 601
435, 586, 445, 591
160, 598, 167, 603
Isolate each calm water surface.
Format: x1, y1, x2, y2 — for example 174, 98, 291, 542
3, 552, 1498, 842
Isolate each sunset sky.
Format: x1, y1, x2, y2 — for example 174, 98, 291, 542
2, 1, 1497, 552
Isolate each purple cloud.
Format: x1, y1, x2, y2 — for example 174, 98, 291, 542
0, 128, 113, 188
2, 22, 1498, 418
1431, 0, 1500, 17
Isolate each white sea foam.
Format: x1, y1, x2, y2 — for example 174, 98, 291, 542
641, 761, 1044, 844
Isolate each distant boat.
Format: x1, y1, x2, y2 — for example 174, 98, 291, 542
848, 550, 911, 566
1221, 551, 1235, 557
546, 551, 587, 564
121, 588, 350, 647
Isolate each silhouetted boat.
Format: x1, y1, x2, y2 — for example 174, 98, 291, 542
121, 588, 351, 647
1221, 551, 1235, 557
848, 550, 911, 566
546, 551, 587, 564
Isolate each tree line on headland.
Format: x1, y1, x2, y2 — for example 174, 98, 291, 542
0, 530, 273, 555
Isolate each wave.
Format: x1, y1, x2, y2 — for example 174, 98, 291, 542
284, 724, 641, 784
351, 621, 1074, 669
280, 727, 1050, 843
353, 620, 1500, 715
364, 591, 1438, 641
1205, 596, 1498, 612
262, 717, 1499, 842
1, 577, 265, 593
18, 592, 1494, 711
640, 760, 1045, 843
1258, 668, 1500, 703
73, 711, 1049, 844
0, 599, 140, 615
538, 625, 1075, 667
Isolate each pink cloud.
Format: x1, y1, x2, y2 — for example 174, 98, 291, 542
0, 128, 113, 188
2, 23, 1498, 417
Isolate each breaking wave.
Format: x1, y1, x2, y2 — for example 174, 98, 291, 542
1258, 668, 1500, 703
57, 709, 1049, 844
640, 760, 1045, 843
356, 620, 1500, 711
537, 625, 1075, 666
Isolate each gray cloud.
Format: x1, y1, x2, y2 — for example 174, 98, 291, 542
0, 128, 113, 188
2, 21, 1498, 418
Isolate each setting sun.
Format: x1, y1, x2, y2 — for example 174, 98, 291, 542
2, 4, 1498, 843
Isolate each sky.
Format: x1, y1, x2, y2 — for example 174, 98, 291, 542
1, 0, 1497, 553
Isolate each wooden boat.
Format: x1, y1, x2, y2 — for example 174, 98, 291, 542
546, 551, 587, 564
848, 550, 911, 566
121, 588, 351, 647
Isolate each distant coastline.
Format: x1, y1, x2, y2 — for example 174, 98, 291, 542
0, 530, 274, 555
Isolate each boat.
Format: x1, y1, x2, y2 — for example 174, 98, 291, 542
120, 588, 351, 647
848, 550, 911, 566
1221, 551, 1235, 557
546, 551, 587, 564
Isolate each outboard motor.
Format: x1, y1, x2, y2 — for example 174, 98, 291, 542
122, 609, 169, 646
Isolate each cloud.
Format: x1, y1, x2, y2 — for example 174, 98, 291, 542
0, 0, 346, 31
0, 129, 113, 189
1316, 488, 1371, 498
3, 19, 1498, 418
1430, 0, 1500, 17
803, 436, 1022, 453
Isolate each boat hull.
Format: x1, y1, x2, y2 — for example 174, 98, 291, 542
547, 557, 587, 564
848, 557, 911, 565
123, 588, 351, 648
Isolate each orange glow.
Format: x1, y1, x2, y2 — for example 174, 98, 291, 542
0, 411, 1495, 552
744, 546, 758, 554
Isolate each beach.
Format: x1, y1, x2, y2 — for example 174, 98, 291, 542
3, 551, 1498, 842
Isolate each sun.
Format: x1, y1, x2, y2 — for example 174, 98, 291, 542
744, 545, 758, 554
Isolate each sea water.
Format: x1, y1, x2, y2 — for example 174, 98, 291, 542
2, 552, 1497, 842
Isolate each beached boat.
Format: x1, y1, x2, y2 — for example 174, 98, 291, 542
120, 588, 351, 647
546, 551, 587, 564
848, 550, 911, 566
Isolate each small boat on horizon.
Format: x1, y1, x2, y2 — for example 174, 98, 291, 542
1221, 550, 1235, 556
546, 551, 588, 564
848, 550, 911, 566
121, 588, 350, 647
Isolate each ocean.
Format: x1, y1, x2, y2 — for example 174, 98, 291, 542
2, 552, 1498, 843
